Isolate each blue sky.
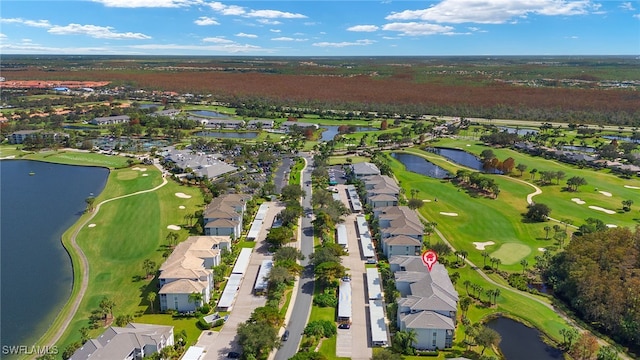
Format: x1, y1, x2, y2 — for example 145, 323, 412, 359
1, 0, 639, 55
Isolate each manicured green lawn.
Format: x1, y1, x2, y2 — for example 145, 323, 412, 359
19, 149, 134, 168
48, 163, 205, 352
135, 314, 202, 346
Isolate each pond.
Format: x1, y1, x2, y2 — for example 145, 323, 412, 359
139, 103, 161, 109
487, 317, 563, 360
427, 147, 501, 174
190, 110, 230, 118
194, 131, 259, 139
320, 125, 378, 142
561, 145, 595, 153
498, 127, 539, 136
603, 135, 640, 143
391, 152, 450, 179
63, 125, 96, 131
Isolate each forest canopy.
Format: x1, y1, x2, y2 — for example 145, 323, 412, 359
544, 227, 640, 352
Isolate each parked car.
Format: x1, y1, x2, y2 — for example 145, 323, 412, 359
338, 323, 351, 329
228, 351, 241, 358
282, 329, 290, 341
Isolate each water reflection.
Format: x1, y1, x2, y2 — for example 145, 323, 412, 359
487, 317, 563, 360
427, 147, 502, 174
391, 152, 450, 179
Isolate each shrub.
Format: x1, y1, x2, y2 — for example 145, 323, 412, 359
508, 273, 529, 291
197, 317, 211, 330
313, 291, 337, 307
199, 304, 211, 314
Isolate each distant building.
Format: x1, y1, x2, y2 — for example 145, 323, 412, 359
69, 323, 174, 360
89, 115, 131, 126
351, 162, 381, 178
9, 129, 41, 144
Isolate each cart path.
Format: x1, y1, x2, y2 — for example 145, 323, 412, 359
36, 165, 168, 355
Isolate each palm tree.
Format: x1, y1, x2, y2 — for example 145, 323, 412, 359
143, 259, 156, 278
147, 292, 156, 313
463, 280, 472, 295
188, 292, 203, 309
493, 258, 501, 271
520, 259, 529, 275
99, 297, 115, 325
481, 251, 490, 267
459, 296, 472, 317
544, 225, 551, 240
85, 196, 96, 213
493, 288, 501, 304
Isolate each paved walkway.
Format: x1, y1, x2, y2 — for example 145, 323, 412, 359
36, 162, 168, 355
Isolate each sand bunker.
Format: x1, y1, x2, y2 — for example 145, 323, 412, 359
624, 185, 640, 189
142, 174, 149, 177
88, 223, 96, 228
422, 199, 432, 203
598, 191, 612, 197
606, 224, 618, 228
167, 225, 181, 230
179, 205, 186, 209
131, 167, 147, 171
571, 198, 586, 205
589, 206, 616, 214
473, 241, 495, 250
440, 212, 458, 216
466, 144, 471, 147
175, 192, 192, 199
538, 248, 546, 252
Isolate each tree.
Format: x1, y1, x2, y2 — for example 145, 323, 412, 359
99, 297, 115, 324
516, 163, 528, 177
237, 321, 279, 359
566, 176, 587, 191
372, 348, 403, 360
529, 168, 538, 180
166, 232, 179, 247
597, 345, 619, 360
481, 251, 490, 267
407, 198, 424, 210
544, 225, 552, 239
143, 258, 156, 278
622, 199, 633, 212
250, 306, 284, 328
147, 292, 156, 313
85, 196, 96, 213
520, 259, 529, 275
475, 326, 501, 355
79, 326, 90, 344
393, 329, 417, 355
115, 314, 133, 327
525, 203, 551, 222
463, 280, 472, 295
460, 295, 472, 316
570, 333, 599, 360
188, 291, 203, 309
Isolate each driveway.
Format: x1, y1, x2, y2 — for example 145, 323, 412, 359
197, 201, 284, 359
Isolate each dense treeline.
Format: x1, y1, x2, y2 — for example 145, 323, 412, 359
544, 227, 640, 353
4, 69, 639, 125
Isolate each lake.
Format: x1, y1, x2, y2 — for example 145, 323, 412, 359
487, 317, 563, 360
320, 125, 378, 142
603, 135, 640, 143
428, 147, 502, 174
194, 131, 259, 139
190, 110, 230, 118
391, 152, 450, 179
0, 160, 109, 351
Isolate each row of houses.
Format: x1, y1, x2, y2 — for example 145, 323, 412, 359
8, 129, 68, 144
390, 255, 459, 350
203, 193, 251, 238
158, 235, 231, 312
69, 323, 174, 360
352, 162, 423, 257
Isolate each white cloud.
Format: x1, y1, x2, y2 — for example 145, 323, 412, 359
0, 42, 114, 54
468, 26, 488, 32
0, 33, 6, 38
382, 36, 399, 40
93, 0, 199, 7
236, 32, 258, 38
194, 16, 219, 26
48, 24, 151, 39
246, 10, 307, 19
272, 37, 308, 41
257, 19, 282, 25
620, 2, 635, 11
270, 29, 281, 33
347, 25, 379, 32
202, 36, 234, 43
129, 43, 265, 53
208, 2, 246, 15
565, 35, 579, 39
312, 39, 375, 47
382, 22, 455, 35
386, 0, 596, 24
633, 13, 640, 19
1, 18, 52, 28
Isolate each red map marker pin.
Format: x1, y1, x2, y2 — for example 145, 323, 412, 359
422, 250, 438, 272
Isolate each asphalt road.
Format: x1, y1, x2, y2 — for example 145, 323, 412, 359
274, 153, 316, 360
